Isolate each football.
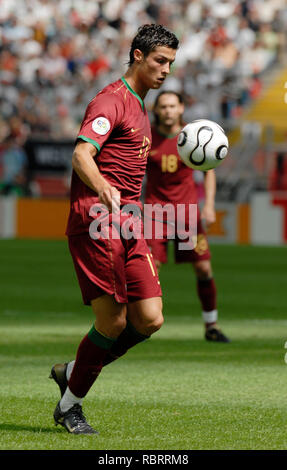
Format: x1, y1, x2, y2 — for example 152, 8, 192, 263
177, 119, 229, 171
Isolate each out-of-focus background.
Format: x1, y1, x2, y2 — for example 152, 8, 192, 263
0, 0, 287, 244
1, 1, 287, 451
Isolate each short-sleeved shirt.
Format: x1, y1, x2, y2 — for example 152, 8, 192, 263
66, 77, 152, 236
145, 126, 198, 205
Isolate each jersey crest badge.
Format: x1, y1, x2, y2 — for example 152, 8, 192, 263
92, 117, 111, 135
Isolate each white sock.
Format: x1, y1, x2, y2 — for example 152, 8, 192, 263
66, 360, 75, 381
202, 309, 218, 324
60, 386, 83, 413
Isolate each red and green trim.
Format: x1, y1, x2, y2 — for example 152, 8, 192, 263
88, 325, 116, 350
121, 77, 144, 111
78, 135, 101, 153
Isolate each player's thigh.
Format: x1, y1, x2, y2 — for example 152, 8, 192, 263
91, 295, 127, 338
124, 238, 162, 335
68, 233, 128, 305
127, 296, 163, 336
125, 238, 162, 303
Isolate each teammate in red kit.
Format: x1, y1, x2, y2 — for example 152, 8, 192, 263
49, 25, 179, 435
145, 91, 230, 343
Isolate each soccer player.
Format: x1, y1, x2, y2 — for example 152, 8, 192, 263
144, 91, 230, 343
49, 24, 179, 435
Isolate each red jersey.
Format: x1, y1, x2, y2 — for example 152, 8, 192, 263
145, 126, 198, 205
66, 77, 152, 236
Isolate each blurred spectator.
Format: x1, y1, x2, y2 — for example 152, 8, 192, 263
0, 133, 29, 195
0, 0, 285, 148
269, 152, 287, 190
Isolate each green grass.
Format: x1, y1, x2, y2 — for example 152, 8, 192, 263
0, 240, 287, 450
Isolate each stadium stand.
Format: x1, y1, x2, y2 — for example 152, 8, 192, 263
0, 0, 287, 197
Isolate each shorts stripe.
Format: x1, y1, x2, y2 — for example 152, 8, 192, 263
146, 253, 156, 276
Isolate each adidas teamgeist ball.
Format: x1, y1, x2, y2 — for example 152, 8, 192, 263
177, 119, 229, 171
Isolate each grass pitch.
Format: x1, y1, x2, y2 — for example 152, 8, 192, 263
0, 239, 286, 450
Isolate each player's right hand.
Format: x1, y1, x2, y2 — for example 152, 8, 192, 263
98, 184, 120, 213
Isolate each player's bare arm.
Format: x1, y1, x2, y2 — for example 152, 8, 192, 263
201, 169, 216, 226
72, 140, 120, 212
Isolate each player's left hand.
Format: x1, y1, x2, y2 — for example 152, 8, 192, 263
201, 205, 216, 228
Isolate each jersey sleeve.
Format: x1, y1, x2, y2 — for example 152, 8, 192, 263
77, 92, 123, 152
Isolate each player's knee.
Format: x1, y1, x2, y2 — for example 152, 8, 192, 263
194, 261, 212, 280
197, 269, 211, 280
128, 298, 163, 336
144, 309, 164, 335
94, 303, 127, 338
112, 314, 127, 336
151, 311, 164, 332
97, 317, 127, 338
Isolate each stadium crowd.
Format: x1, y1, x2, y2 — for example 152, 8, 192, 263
0, 0, 286, 194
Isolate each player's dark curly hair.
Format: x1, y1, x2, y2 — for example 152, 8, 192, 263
128, 24, 179, 66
